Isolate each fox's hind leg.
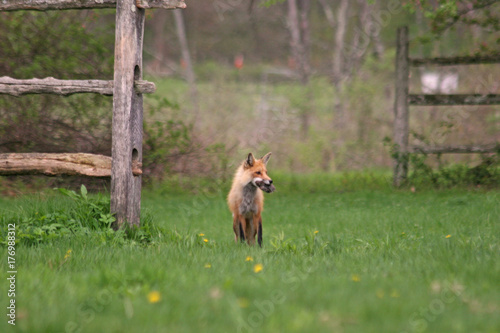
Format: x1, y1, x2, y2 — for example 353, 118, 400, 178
233, 222, 239, 243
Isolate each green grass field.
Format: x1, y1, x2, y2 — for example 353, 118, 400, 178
1, 176, 499, 332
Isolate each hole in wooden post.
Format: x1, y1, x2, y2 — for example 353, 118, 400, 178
134, 65, 141, 95
134, 65, 141, 80
132, 148, 141, 176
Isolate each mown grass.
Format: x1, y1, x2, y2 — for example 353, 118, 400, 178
0, 177, 499, 333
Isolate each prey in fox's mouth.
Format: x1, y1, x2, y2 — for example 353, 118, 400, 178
255, 179, 275, 193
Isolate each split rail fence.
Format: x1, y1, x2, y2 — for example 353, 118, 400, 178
393, 26, 500, 186
0, 0, 187, 228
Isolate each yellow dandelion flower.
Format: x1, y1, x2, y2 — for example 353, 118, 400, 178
314, 230, 319, 234
253, 264, 263, 273
147, 291, 161, 303
245, 256, 254, 262
64, 249, 72, 259
351, 274, 361, 282
203, 238, 209, 243
237, 298, 249, 308
445, 234, 451, 238
205, 263, 211, 268
198, 233, 205, 237
390, 290, 400, 298
376, 289, 384, 299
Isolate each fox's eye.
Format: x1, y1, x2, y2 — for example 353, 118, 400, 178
256, 171, 261, 175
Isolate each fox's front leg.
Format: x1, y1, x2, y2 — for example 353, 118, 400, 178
233, 214, 246, 243
252, 214, 262, 247
258, 218, 263, 247
237, 215, 247, 243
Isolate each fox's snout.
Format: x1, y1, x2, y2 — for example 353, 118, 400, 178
253, 176, 272, 186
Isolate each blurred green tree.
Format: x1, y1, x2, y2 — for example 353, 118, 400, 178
405, 0, 500, 53
0, 10, 115, 155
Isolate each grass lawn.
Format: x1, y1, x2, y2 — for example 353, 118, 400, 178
0, 179, 499, 332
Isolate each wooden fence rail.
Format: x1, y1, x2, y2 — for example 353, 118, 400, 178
0, 0, 187, 228
408, 94, 500, 106
0, 153, 142, 177
408, 144, 500, 154
410, 55, 500, 66
0, 77, 155, 96
393, 26, 500, 187
0, 0, 186, 11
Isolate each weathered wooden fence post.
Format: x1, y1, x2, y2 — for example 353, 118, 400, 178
111, 0, 146, 228
393, 26, 409, 187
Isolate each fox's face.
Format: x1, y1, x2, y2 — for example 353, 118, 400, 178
244, 152, 275, 193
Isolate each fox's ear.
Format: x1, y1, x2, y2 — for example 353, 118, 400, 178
245, 153, 255, 168
261, 152, 272, 165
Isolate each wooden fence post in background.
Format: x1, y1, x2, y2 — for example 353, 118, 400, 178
111, 0, 145, 229
393, 26, 409, 187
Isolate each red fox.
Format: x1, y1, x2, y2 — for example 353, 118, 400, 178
227, 152, 275, 247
